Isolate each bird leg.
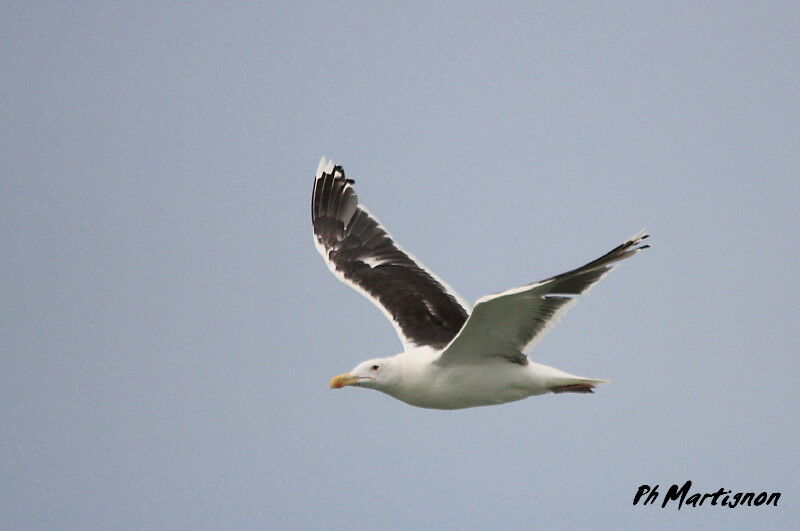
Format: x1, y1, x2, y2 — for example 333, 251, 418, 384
550, 383, 595, 394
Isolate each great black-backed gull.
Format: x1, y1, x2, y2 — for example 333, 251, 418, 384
313, 157, 649, 409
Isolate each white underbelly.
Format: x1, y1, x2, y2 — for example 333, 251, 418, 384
389, 362, 542, 410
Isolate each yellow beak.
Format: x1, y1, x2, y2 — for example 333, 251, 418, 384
329, 373, 360, 389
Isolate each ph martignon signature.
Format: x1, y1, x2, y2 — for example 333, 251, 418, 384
634, 481, 780, 509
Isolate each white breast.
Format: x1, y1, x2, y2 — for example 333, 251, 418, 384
388, 356, 539, 410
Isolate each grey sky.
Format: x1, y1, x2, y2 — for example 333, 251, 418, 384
2, 1, 798, 529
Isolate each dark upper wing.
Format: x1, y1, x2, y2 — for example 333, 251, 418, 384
311, 157, 468, 350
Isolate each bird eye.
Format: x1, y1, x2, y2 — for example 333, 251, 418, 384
371, 365, 380, 371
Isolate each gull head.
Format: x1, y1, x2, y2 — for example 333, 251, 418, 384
329, 357, 396, 390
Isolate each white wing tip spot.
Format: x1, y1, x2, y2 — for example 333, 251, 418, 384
361, 256, 388, 268
316, 156, 337, 179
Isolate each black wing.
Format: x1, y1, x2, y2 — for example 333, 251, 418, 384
311, 157, 468, 350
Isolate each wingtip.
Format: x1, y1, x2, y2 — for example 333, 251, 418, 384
626, 229, 650, 247
316, 156, 336, 179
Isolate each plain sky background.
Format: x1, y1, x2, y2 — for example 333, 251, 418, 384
3, 2, 799, 529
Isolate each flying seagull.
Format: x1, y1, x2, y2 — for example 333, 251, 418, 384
313, 157, 649, 409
